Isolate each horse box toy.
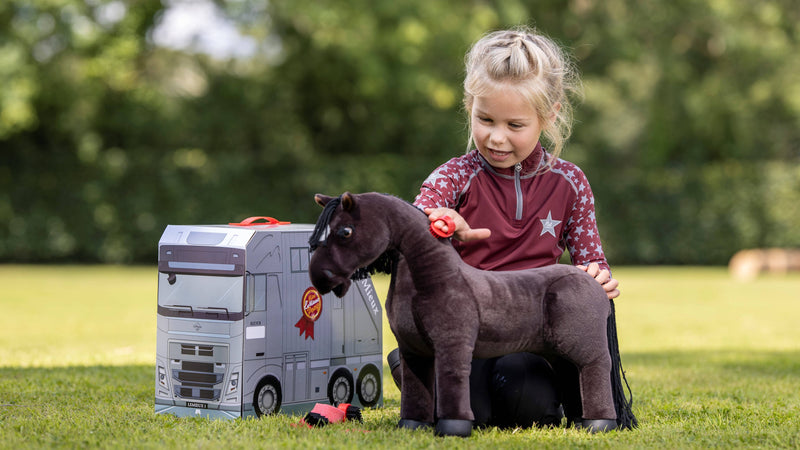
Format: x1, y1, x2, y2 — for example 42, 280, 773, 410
154, 217, 383, 419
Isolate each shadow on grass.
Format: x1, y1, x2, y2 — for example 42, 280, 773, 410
621, 349, 800, 424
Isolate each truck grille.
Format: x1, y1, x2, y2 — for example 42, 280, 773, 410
171, 345, 225, 401
176, 386, 220, 400
181, 344, 214, 357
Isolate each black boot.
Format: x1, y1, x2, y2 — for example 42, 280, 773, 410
387, 348, 402, 389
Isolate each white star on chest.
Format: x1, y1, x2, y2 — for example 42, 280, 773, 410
539, 211, 562, 238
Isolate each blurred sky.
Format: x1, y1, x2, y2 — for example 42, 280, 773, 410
150, 0, 257, 59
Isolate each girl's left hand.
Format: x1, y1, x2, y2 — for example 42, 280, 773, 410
577, 262, 620, 299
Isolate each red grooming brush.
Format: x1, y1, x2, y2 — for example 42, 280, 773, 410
429, 215, 455, 238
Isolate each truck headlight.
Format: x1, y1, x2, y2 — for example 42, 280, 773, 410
228, 372, 239, 394
158, 366, 168, 389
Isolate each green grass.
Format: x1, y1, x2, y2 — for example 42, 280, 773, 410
1, 265, 799, 448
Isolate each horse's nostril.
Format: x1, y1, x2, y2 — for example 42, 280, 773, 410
323, 269, 334, 279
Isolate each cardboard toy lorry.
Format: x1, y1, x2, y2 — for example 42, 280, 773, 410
154, 217, 383, 419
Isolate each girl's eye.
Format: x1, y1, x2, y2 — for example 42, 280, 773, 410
479, 117, 492, 123
509, 122, 523, 129
337, 226, 353, 239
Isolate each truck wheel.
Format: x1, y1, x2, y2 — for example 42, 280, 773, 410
356, 364, 381, 407
328, 368, 354, 405
254, 376, 281, 417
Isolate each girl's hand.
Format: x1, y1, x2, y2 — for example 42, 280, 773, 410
577, 262, 620, 299
424, 208, 491, 242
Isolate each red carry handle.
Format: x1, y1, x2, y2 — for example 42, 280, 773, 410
228, 216, 291, 226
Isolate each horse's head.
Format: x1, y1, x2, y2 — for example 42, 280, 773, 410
308, 192, 393, 297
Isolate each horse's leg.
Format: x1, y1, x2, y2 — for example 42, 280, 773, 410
553, 331, 617, 432
555, 323, 616, 432
548, 356, 583, 424
432, 342, 475, 437
549, 330, 616, 431
575, 350, 617, 432
544, 276, 617, 432
398, 351, 435, 429
406, 290, 478, 437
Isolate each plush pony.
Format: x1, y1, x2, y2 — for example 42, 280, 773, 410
308, 192, 636, 437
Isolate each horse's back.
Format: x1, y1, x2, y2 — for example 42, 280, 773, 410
471, 264, 609, 358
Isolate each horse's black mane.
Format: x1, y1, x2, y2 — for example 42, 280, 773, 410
352, 250, 397, 280
308, 197, 340, 252
309, 193, 424, 280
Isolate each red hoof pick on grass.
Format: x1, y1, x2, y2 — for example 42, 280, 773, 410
299, 403, 363, 428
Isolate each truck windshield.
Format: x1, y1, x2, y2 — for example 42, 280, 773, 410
158, 272, 244, 318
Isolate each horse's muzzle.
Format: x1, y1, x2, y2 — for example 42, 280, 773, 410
309, 267, 352, 298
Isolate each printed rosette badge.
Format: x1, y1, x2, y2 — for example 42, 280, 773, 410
295, 287, 322, 340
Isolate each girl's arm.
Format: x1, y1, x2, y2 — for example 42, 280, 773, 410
414, 154, 490, 242
563, 171, 620, 299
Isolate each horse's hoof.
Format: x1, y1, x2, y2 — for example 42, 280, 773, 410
435, 419, 472, 437
578, 419, 617, 433
397, 419, 432, 430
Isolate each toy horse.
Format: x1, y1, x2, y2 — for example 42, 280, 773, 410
308, 192, 636, 437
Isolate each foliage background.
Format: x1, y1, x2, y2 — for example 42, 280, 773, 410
2, 0, 799, 264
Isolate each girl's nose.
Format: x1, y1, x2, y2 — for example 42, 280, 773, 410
489, 129, 506, 146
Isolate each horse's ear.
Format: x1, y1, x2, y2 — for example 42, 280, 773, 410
341, 192, 355, 211
315, 194, 334, 207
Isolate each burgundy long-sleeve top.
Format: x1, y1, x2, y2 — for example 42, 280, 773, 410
413, 142, 610, 273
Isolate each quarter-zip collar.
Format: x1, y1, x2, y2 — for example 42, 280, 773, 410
477, 142, 545, 221
513, 162, 523, 219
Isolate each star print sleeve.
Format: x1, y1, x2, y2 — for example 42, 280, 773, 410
563, 170, 611, 273
413, 156, 469, 210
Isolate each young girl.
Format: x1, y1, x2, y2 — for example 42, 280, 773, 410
392, 27, 620, 428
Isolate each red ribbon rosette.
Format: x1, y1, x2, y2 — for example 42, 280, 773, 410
295, 287, 322, 340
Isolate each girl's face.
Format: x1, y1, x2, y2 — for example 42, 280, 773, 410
470, 87, 544, 169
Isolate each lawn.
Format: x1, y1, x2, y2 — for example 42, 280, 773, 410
1, 265, 799, 448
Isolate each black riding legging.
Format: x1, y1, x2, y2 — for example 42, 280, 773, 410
470, 352, 572, 428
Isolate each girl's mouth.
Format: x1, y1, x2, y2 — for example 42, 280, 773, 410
489, 149, 511, 160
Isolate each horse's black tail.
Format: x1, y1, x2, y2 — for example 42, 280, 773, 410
608, 299, 638, 429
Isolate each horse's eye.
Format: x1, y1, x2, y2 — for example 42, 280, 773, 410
337, 226, 353, 239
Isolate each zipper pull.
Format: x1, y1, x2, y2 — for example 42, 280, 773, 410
514, 163, 522, 172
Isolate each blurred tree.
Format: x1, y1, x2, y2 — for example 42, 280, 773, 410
559, 0, 800, 263
0, 0, 798, 264
1, 0, 169, 262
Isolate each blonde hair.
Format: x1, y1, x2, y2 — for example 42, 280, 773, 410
463, 27, 582, 169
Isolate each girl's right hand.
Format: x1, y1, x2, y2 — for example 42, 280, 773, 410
424, 208, 491, 242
